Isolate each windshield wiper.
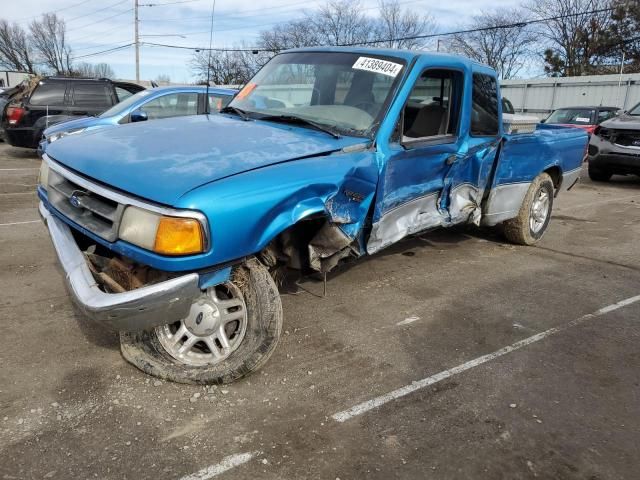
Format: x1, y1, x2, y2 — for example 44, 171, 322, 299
220, 105, 251, 121
257, 114, 342, 139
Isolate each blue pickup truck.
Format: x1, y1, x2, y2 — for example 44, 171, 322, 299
37, 47, 587, 384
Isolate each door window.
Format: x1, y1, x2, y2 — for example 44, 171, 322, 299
471, 73, 499, 136
142, 92, 198, 119
402, 69, 462, 141
30, 82, 67, 106
115, 86, 135, 102
72, 83, 112, 108
208, 93, 232, 112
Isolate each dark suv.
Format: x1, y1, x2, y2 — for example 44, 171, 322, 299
2, 77, 144, 149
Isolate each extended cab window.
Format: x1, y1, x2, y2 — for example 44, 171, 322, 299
403, 69, 462, 141
73, 83, 112, 108
471, 73, 499, 136
30, 82, 66, 106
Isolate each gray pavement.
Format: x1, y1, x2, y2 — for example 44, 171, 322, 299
0, 142, 639, 479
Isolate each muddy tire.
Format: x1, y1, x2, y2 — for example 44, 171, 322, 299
120, 259, 283, 384
588, 164, 611, 182
503, 173, 554, 246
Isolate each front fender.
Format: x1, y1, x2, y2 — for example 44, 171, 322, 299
177, 149, 379, 268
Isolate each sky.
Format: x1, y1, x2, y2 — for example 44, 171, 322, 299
2, 0, 525, 83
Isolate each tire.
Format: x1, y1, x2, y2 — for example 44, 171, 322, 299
120, 259, 283, 384
503, 173, 554, 246
588, 164, 612, 182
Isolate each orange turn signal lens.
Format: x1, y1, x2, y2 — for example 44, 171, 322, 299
153, 217, 204, 256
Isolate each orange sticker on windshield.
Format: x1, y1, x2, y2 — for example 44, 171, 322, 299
236, 82, 257, 100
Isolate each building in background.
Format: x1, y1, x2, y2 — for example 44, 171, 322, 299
0, 71, 31, 89
501, 73, 640, 120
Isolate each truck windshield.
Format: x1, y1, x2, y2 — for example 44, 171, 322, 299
546, 108, 595, 125
228, 51, 406, 136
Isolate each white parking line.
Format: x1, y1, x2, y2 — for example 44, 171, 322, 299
0, 220, 39, 226
178, 452, 260, 480
332, 294, 640, 423
396, 316, 421, 326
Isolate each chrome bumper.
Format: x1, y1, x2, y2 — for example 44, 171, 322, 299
39, 201, 201, 332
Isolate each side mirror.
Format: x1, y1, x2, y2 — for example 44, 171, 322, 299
130, 109, 148, 123
539, 118, 546, 123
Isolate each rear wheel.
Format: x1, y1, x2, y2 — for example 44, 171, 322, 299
503, 173, 554, 246
588, 163, 612, 182
120, 259, 283, 384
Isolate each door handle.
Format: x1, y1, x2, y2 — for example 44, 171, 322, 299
72, 111, 88, 115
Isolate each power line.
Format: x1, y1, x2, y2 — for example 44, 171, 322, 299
140, 0, 206, 5
64, 0, 130, 23
336, 7, 618, 47
140, 6, 619, 53
72, 43, 134, 60
13, 0, 95, 23
67, 8, 134, 33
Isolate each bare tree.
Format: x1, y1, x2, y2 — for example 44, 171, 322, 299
259, 19, 321, 52
29, 13, 72, 75
0, 20, 36, 73
93, 62, 114, 78
311, 0, 375, 46
449, 9, 537, 79
526, 0, 613, 76
73, 62, 115, 78
374, 0, 437, 49
191, 49, 258, 86
155, 74, 171, 84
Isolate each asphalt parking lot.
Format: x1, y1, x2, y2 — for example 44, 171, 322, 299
1, 141, 639, 480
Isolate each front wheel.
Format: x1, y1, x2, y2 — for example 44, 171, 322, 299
503, 173, 554, 246
120, 259, 283, 384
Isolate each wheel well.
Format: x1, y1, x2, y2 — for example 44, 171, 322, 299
258, 215, 328, 273
544, 166, 562, 190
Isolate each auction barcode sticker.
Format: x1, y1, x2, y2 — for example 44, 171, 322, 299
352, 57, 403, 77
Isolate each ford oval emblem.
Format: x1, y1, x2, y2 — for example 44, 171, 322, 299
69, 193, 82, 208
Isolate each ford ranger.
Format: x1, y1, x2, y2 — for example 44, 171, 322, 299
37, 47, 588, 384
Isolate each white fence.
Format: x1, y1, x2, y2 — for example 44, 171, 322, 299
501, 73, 640, 119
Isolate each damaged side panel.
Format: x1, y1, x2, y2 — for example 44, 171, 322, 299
367, 139, 498, 254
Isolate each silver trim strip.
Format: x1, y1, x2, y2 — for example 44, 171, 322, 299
39, 201, 201, 331
43, 154, 211, 251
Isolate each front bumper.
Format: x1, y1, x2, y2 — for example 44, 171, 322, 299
39, 201, 202, 332
589, 151, 640, 175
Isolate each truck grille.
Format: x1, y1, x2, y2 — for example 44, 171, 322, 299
47, 168, 125, 242
614, 131, 640, 149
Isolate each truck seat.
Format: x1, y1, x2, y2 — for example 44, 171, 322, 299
406, 104, 447, 138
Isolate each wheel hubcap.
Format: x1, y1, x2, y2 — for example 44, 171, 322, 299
156, 283, 247, 366
529, 188, 550, 234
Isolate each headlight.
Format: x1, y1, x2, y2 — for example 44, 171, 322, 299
48, 128, 87, 143
38, 161, 49, 190
118, 206, 206, 256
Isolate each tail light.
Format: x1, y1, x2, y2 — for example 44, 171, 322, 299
6, 106, 25, 125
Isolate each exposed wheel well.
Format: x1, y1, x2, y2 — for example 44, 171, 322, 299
544, 166, 562, 191
258, 215, 328, 273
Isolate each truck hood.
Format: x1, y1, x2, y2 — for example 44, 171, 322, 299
601, 114, 640, 131
45, 114, 365, 206
44, 116, 100, 137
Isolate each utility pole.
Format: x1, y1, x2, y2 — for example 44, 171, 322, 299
134, 0, 140, 82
